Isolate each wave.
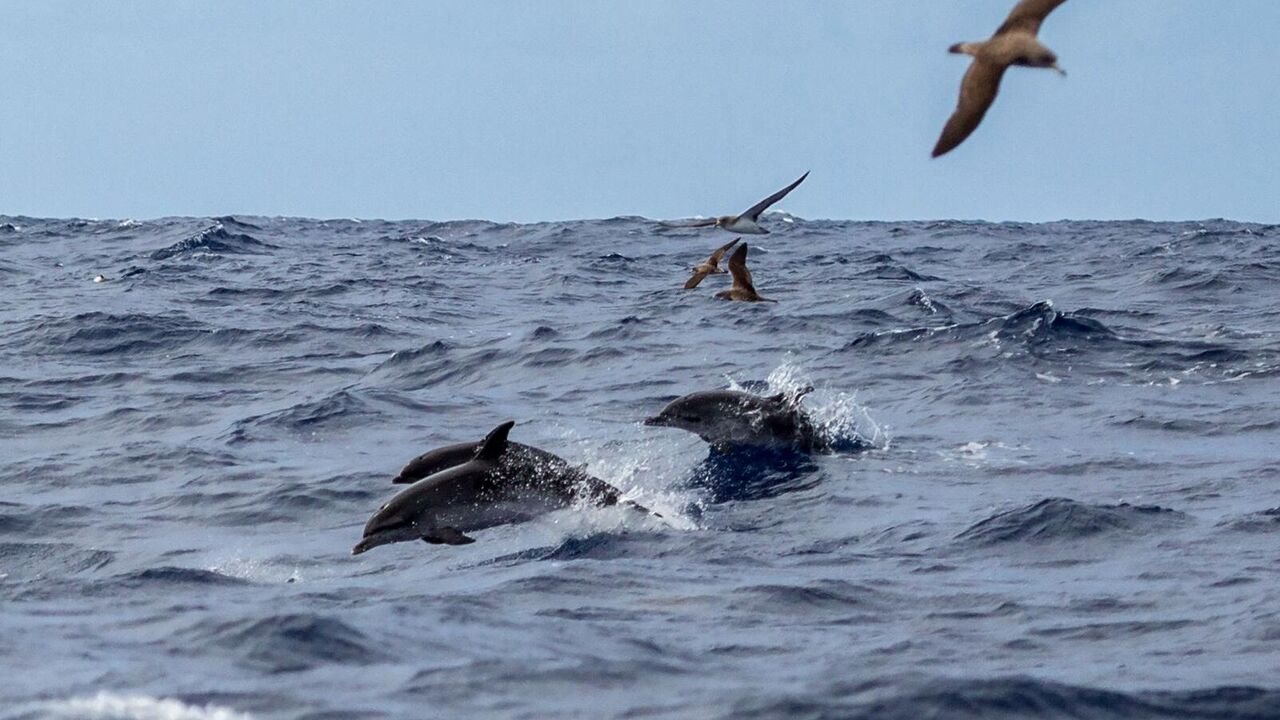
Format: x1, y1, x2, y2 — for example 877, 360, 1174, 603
956, 498, 1188, 547
0, 542, 114, 581
854, 254, 945, 282
1218, 508, 1280, 534
212, 480, 376, 525
225, 389, 384, 442
150, 223, 277, 260
729, 676, 1280, 720
38, 692, 254, 720
843, 300, 1117, 353
0, 502, 93, 537
726, 579, 891, 615
106, 566, 251, 589
21, 312, 210, 357
362, 341, 514, 392
181, 613, 387, 673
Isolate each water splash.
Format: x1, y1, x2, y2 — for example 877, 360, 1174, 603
43, 692, 254, 720
751, 359, 890, 451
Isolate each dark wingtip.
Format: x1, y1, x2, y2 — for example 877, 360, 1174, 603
948, 42, 965, 54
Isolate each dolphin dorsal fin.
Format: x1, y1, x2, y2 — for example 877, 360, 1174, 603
474, 420, 515, 462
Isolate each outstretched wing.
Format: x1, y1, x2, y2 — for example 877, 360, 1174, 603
739, 171, 809, 222
660, 217, 718, 229
708, 237, 741, 266
995, 0, 1068, 36
932, 59, 1007, 158
684, 269, 711, 289
726, 244, 757, 293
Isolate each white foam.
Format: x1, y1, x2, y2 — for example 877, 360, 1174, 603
44, 692, 253, 720
559, 426, 702, 531
208, 556, 302, 584
758, 359, 890, 450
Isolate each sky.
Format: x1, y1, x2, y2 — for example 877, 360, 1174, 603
2, 1, 1277, 222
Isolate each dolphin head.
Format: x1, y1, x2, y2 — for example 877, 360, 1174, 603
352, 505, 418, 555
645, 390, 820, 450
644, 393, 734, 439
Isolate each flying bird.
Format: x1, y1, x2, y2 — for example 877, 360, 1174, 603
933, 0, 1069, 158
684, 237, 740, 289
715, 243, 776, 303
664, 172, 809, 235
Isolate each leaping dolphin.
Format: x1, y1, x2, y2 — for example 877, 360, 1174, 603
644, 387, 828, 453
354, 421, 651, 555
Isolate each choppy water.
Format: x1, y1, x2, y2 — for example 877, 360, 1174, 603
3, 214, 1280, 719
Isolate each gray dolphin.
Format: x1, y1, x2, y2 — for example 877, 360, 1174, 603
354, 421, 650, 555
643, 387, 826, 452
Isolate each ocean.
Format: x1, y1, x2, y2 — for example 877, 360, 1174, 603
2, 214, 1279, 719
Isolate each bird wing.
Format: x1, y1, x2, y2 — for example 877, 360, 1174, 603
932, 58, 1007, 158
739, 171, 810, 221
708, 237, 741, 266
726, 244, 758, 293
661, 218, 718, 229
684, 269, 711, 289
995, 0, 1068, 36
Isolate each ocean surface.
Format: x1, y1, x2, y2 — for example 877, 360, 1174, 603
3, 214, 1280, 719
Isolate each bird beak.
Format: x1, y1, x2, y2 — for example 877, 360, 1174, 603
1051, 63, 1067, 77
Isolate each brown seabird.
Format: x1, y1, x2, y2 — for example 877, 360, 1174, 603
933, 0, 1069, 158
715, 243, 776, 303
664, 172, 809, 235
683, 237, 740, 289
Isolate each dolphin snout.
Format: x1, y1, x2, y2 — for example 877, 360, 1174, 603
351, 537, 376, 555
643, 415, 666, 427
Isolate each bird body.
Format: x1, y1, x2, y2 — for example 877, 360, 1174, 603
684, 237, 740, 289
663, 172, 808, 235
714, 243, 776, 303
933, 0, 1068, 158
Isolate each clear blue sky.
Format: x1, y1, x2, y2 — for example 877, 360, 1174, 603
2, 1, 1276, 222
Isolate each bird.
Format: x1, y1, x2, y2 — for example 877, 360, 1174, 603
664, 172, 809, 235
715, 243, 776, 303
683, 237, 740, 289
932, 0, 1069, 158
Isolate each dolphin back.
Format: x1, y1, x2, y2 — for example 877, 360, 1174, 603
393, 442, 480, 484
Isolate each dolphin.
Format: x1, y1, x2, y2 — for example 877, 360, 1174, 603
643, 386, 828, 452
354, 421, 650, 555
